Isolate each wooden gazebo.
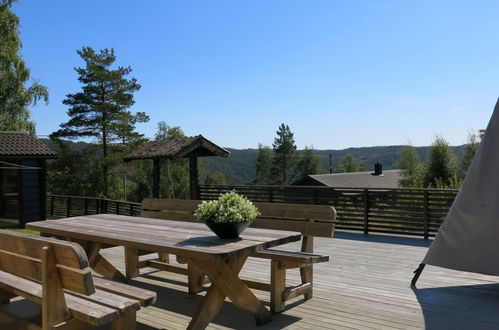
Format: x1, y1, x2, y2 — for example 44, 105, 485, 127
0, 131, 57, 225
124, 135, 230, 199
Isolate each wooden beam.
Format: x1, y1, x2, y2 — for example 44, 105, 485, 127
146, 260, 188, 275
282, 283, 312, 301
152, 159, 160, 198
270, 260, 285, 313
189, 156, 199, 200
124, 247, 139, 279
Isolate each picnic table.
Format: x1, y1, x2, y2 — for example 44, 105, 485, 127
27, 214, 302, 329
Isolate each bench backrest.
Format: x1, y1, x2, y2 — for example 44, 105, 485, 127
141, 198, 336, 239
0, 230, 95, 295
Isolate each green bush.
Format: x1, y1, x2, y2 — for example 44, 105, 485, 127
195, 191, 260, 223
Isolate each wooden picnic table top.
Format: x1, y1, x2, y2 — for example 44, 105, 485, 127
27, 214, 302, 262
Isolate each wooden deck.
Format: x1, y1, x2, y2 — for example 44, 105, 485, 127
6, 230, 499, 329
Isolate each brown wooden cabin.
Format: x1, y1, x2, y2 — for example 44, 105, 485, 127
0, 132, 56, 226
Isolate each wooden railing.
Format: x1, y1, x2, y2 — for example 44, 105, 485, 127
46, 195, 141, 218
46, 185, 459, 239
199, 185, 459, 239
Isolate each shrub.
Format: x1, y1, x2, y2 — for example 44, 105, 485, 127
195, 191, 260, 223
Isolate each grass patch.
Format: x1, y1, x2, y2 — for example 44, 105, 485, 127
6, 228, 39, 235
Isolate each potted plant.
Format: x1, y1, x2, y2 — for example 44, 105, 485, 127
194, 191, 260, 239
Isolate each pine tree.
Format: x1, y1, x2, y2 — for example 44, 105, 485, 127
52, 47, 145, 196
0, 0, 48, 133
272, 123, 297, 184
295, 146, 323, 179
254, 144, 273, 184
397, 145, 424, 187
425, 135, 461, 188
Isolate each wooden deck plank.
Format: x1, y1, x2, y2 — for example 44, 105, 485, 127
68, 230, 499, 330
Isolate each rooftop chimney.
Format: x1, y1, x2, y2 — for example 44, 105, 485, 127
373, 162, 383, 176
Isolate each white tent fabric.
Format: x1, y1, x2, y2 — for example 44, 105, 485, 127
423, 98, 499, 276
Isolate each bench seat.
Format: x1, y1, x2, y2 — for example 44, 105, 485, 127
0, 230, 157, 330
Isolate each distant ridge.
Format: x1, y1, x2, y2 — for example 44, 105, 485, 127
40, 139, 463, 185
202, 145, 464, 184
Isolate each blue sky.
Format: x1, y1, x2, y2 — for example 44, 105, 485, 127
13, 0, 499, 149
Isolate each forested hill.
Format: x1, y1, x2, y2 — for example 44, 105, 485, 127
201, 145, 464, 184
41, 139, 463, 185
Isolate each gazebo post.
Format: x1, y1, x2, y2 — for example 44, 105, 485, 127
152, 159, 161, 198
189, 156, 199, 200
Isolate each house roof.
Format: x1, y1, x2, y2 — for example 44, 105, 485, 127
294, 169, 402, 189
124, 135, 230, 161
0, 131, 57, 159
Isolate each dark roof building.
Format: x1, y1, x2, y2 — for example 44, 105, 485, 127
0, 132, 56, 226
294, 164, 401, 189
0, 131, 57, 158
124, 135, 229, 161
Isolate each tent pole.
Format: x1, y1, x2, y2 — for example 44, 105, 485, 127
411, 263, 425, 286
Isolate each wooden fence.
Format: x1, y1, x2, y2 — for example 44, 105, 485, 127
46, 195, 141, 218
46, 185, 458, 239
199, 185, 459, 239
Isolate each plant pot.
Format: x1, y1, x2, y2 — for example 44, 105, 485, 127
205, 220, 253, 239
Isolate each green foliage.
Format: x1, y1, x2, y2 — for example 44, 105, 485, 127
200, 169, 228, 185
461, 131, 480, 177
397, 145, 425, 187
46, 140, 116, 197
0, 1, 48, 134
254, 144, 273, 184
335, 154, 365, 173
52, 47, 146, 196
294, 146, 323, 179
271, 123, 297, 184
424, 135, 461, 188
194, 191, 260, 223
155, 121, 184, 140
427, 176, 462, 189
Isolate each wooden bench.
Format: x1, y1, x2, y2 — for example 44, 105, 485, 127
130, 198, 335, 313
0, 230, 156, 330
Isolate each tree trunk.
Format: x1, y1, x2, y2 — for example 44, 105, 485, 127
102, 127, 109, 197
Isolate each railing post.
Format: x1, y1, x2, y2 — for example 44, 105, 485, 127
129, 203, 134, 216
363, 188, 369, 235
100, 199, 107, 214
66, 196, 71, 218
423, 190, 429, 239
313, 188, 319, 205
84, 198, 88, 215
268, 187, 274, 203
116, 201, 120, 215
50, 196, 54, 216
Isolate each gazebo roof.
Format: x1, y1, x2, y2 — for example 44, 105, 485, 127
0, 131, 57, 159
124, 135, 230, 161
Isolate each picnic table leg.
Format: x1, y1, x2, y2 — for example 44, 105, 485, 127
187, 256, 272, 329
125, 247, 140, 279
87, 242, 127, 282
188, 263, 205, 294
